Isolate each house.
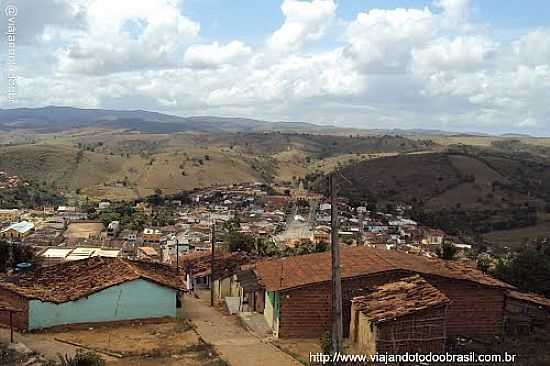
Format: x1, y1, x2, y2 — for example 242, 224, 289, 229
350, 276, 449, 355
39, 248, 74, 266
504, 290, 550, 334
23, 228, 64, 246
98, 201, 111, 210
0, 221, 35, 239
0, 257, 186, 331
143, 228, 162, 244
0, 209, 20, 223
137, 246, 160, 261
423, 229, 446, 246
253, 246, 516, 339
236, 269, 264, 313
107, 221, 121, 238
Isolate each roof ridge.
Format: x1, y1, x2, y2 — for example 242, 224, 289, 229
122, 258, 143, 279
369, 249, 399, 269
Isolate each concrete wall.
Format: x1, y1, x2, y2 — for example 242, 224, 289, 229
28, 279, 177, 330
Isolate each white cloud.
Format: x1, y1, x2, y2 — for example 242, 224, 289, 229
5, 0, 550, 134
512, 28, 550, 67
412, 36, 496, 74
268, 0, 336, 51
344, 7, 436, 73
435, 0, 470, 24
55, 0, 199, 74
184, 41, 252, 69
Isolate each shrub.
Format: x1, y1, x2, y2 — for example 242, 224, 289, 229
46, 351, 106, 366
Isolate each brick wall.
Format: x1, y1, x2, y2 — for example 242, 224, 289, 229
423, 275, 506, 337
278, 271, 407, 338
277, 270, 507, 339
0, 288, 29, 331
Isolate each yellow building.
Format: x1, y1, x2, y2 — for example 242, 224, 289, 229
0, 221, 35, 239
0, 209, 20, 223
143, 228, 162, 244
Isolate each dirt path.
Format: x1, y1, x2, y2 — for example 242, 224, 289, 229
182, 295, 301, 366
0, 327, 118, 362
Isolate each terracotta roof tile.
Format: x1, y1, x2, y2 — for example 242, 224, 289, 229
254, 246, 513, 292
0, 300, 22, 312
506, 290, 550, 308
0, 257, 186, 304
351, 275, 449, 323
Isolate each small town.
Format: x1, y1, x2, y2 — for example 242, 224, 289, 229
1, 178, 549, 365
2, 0, 550, 364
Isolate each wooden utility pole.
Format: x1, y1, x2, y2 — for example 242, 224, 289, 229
210, 220, 215, 307
330, 174, 343, 354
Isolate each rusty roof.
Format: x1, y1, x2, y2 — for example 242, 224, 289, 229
506, 290, 550, 308
0, 257, 186, 304
254, 246, 514, 292
351, 275, 450, 323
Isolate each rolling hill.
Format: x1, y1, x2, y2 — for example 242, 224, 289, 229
314, 147, 550, 243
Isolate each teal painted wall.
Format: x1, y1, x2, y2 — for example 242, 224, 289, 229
28, 279, 177, 330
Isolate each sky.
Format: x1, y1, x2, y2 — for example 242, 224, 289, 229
1, 0, 550, 135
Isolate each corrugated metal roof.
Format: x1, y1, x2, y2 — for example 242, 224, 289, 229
1, 221, 34, 234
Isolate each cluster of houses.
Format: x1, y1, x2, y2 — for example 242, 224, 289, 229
0, 171, 24, 190
0, 244, 549, 358
1, 181, 549, 357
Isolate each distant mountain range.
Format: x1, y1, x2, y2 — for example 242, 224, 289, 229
0, 106, 354, 134
0, 106, 535, 137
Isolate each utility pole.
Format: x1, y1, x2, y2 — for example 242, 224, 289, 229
175, 239, 180, 274
330, 174, 343, 355
210, 219, 215, 307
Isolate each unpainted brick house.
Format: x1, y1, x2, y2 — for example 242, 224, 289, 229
253, 246, 543, 339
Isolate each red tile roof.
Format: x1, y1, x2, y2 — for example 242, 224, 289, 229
0, 300, 23, 312
254, 246, 514, 292
351, 275, 450, 323
0, 257, 186, 304
506, 290, 550, 308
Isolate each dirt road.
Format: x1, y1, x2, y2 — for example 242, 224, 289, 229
182, 295, 301, 366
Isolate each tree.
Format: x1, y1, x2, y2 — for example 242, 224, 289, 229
476, 254, 492, 273
225, 232, 255, 253
436, 242, 458, 260
493, 241, 550, 297
223, 216, 241, 232
0, 240, 38, 272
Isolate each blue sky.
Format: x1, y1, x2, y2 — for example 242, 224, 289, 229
2, 0, 550, 135
183, 0, 550, 43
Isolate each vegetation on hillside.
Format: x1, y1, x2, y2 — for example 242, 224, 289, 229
0, 181, 63, 208
493, 238, 550, 297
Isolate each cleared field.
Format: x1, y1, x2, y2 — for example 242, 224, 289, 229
65, 222, 104, 239
483, 217, 550, 249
